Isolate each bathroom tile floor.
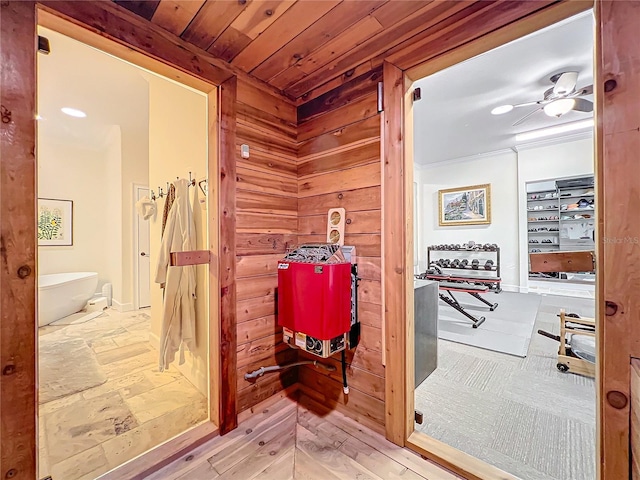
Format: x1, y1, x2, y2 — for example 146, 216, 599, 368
38, 308, 208, 480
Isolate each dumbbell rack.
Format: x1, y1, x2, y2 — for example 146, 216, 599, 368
426, 245, 502, 293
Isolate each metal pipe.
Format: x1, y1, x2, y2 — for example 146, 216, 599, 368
244, 360, 336, 380
341, 349, 349, 394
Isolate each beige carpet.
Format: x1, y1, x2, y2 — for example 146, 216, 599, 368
39, 337, 107, 403
416, 293, 596, 480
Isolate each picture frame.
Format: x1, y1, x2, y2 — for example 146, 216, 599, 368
38, 198, 73, 246
438, 184, 491, 226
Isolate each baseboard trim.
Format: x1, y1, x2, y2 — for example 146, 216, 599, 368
112, 299, 134, 312
500, 285, 520, 293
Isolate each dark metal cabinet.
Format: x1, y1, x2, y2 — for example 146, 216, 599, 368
414, 280, 438, 388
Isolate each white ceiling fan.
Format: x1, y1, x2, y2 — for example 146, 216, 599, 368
491, 71, 594, 126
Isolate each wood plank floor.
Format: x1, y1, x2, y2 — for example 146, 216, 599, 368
144, 393, 462, 479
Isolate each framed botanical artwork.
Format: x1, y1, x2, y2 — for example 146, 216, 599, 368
38, 198, 73, 246
438, 184, 491, 226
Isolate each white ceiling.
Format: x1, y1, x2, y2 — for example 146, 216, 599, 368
412, 11, 594, 165
37, 26, 149, 151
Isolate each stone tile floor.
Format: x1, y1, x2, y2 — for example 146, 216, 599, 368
38, 308, 208, 480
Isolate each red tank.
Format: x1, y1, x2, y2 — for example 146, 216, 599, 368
277, 260, 352, 340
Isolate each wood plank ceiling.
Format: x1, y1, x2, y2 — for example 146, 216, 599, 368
113, 0, 558, 102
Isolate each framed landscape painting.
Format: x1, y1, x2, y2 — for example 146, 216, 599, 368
38, 198, 73, 246
438, 184, 491, 226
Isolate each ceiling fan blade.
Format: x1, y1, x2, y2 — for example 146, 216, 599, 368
573, 97, 594, 112
573, 84, 593, 96
513, 97, 557, 109
513, 106, 543, 126
553, 71, 578, 95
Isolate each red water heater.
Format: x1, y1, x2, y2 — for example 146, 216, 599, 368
277, 244, 354, 357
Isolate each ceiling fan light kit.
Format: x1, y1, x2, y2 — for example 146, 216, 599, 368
543, 98, 576, 117
490, 70, 593, 125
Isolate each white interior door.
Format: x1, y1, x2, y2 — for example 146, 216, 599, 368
136, 187, 151, 308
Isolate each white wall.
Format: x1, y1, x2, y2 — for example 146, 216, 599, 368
104, 126, 123, 303
147, 73, 209, 395
415, 151, 520, 290
37, 136, 113, 290
415, 135, 594, 293
118, 97, 150, 310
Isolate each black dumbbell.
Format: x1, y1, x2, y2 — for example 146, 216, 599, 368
471, 259, 479, 270
459, 259, 469, 269
454, 244, 461, 250
442, 259, 451, 268
451, 259, 460, 268
491, 244, 498, 251
484, 259, 495, 270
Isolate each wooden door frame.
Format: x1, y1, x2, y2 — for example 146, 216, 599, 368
380, 1, 626, 480
0, 2, 240, 479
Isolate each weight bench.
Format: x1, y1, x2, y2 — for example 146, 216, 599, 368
437, 281, 498, 329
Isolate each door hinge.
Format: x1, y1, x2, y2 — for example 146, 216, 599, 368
38, 35, 50, 55
377, 82, 384, 112
412, 87, 422, 102
414, 410, 424, 424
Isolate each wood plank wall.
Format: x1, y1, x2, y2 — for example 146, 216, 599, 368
295, 67, 385, 434
234, 78, 299, 414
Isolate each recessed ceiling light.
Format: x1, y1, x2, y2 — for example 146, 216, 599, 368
491, 104, 514, 115
515, 119, 594, 142
61, 107, 86, 118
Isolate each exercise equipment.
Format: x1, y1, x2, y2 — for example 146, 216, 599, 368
537, 309, 595, 378
416, 271, 500, 328
427, 243, 502, 293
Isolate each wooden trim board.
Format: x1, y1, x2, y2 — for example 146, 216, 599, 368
0, 3, 37, 480
382, 60, 407, 446
408, 432, 517, 480
217, 75, 238, 435
96, 422, 218, 480
596, 1, 640, 478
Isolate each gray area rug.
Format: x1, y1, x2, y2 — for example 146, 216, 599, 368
39, 337, 107, 403
438, 291, 541, 357
416, 294, 596, 480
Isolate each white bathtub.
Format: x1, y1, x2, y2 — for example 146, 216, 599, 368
38, 272, 98, 326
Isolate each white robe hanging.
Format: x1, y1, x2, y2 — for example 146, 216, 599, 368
155, 178, 196, 371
